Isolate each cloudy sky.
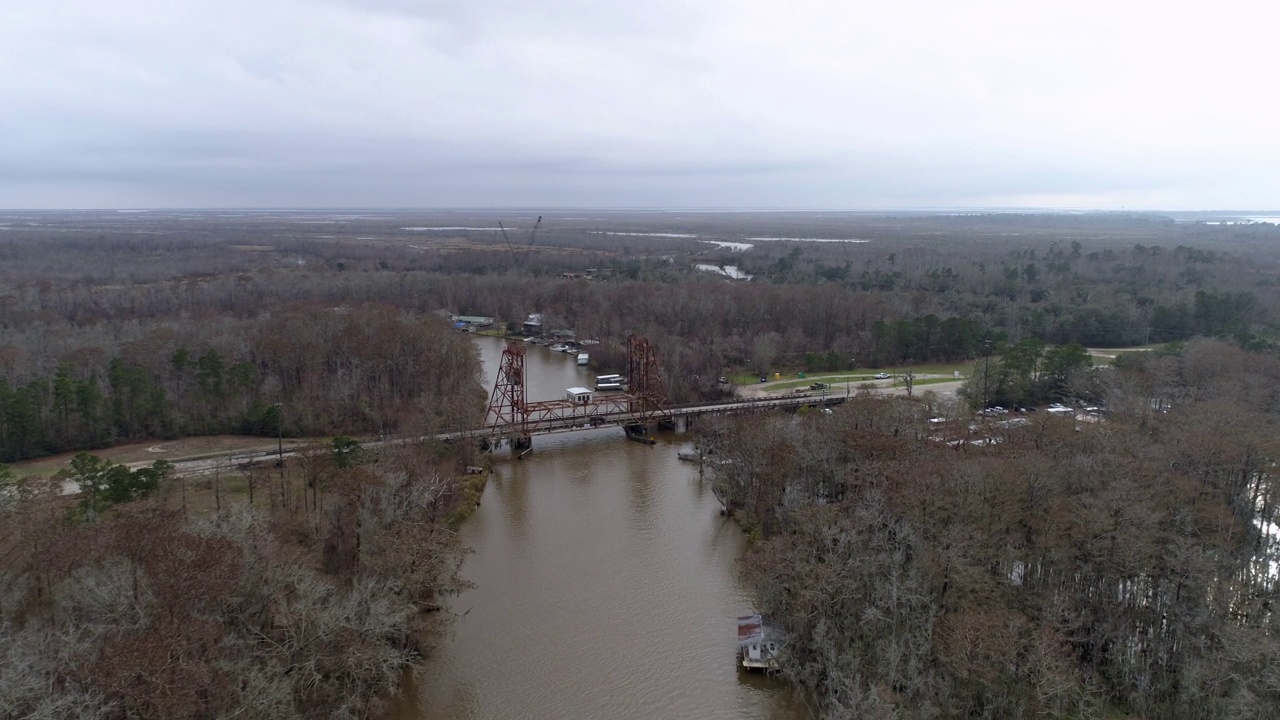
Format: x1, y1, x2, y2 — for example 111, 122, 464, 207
3, 0, 1277, 209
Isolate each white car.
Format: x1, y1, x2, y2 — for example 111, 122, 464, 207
873, 372, 891, 379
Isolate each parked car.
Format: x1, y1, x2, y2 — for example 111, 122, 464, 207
759, 375, 768, 383
718, 376, 729, 384
810, 382, 830, 390
873, 372, 891, 379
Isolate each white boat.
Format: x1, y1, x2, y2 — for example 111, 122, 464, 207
549, 343, 568, 352
678, 449, 731, 466
577, 352, 589, 366
595, 374, 624, 390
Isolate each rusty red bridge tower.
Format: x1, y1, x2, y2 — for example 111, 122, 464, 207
484, 340, 532, 451
483, 335, 671, 454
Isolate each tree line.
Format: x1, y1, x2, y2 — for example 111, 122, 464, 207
0, 304, 482, 462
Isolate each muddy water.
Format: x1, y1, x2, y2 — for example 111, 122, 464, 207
394, 337, 810, 720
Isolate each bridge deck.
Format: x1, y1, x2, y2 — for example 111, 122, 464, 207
471, 392, 846, 440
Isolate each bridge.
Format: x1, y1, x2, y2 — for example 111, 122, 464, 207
145, 337, 843, 477
481, 336, 845, 453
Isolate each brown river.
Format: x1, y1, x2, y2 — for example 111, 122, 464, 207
392, 336, 811, 720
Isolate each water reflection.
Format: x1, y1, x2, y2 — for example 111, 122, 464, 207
488, 467, 529, 551
627, 446, 657, 528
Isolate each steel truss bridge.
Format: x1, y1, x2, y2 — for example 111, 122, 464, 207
481, 335, 845, 452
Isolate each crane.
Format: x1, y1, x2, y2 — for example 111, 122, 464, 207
497, 216, 543, 269
498, 221, 517, 264
528, 216, 542, 252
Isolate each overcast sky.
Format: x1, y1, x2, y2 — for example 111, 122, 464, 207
2, 0, 1277, 210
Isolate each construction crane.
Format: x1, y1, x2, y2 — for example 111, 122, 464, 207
498, 221, 517, 264
528, 216, 542, 252
497, 216, 543, 269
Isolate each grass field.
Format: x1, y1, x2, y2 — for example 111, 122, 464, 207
764, 374, 967, 392
733, 362, 970, 391
912, 377, 964, 387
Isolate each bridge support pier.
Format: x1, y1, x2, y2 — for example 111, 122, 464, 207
623, 424, 656, 445
511, 435, 532, 454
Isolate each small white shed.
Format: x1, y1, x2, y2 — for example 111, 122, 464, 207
566, 387, 593, 404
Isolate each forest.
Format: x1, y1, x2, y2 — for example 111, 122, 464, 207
705, 339, 1280, 719
1, 438, 480, 718
0, 305, 482, 462
2, 210, 1276, 462
2, 209, 1280, 717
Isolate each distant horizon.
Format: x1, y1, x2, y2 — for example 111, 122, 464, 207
3, 206, 1279, 215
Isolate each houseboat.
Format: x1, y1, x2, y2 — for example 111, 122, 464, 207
595, 374, 624, 391
737, 614, 783, 671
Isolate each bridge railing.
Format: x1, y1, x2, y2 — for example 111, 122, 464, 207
473, 393, 847, 437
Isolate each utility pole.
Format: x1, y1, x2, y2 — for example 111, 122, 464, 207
274, 402, 284, 480
981, 340, 993, 410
